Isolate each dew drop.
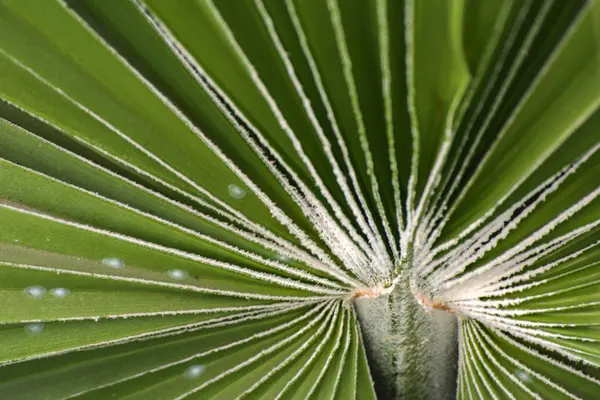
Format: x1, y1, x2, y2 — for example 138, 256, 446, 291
184, 365, 205, 380
276, 254, 290, 262
24, 285, 47, 299
228, 184, 247, 200
516, 370, 532, 382
102, 257, 125, 269
24, 322, 45, 336
50, 287, 70, 298
168, 269, 189, 280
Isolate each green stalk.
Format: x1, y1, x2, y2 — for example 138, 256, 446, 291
354, 272, 458, 399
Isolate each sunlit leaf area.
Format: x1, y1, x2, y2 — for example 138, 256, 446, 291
0, 0, 599, 399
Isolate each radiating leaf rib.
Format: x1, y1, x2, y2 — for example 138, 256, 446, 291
313, 306, 353, 400
475, 326, 578, 400
331, 0, 401, 257
0, 302, 322, 399
0, 115, 324, 276
172, 300, 337, 399
285, 0, 382, 239
83, 0, 356, 276
274, 305, 346, 399
0, 262, 284, 323
135, 0, 360, 269
207, 0, 385, 273
429, 144, 600, 300
234, 307, 337, 399
1, 101, 308, 264
354, 315, 377, 400
0, 156, 345, 292
301, 307, 348, 398
420, 0, 533, 248
77, 302, 332, 400
465, 323, 503, 399
282, 0, 387, 257
326, 0, 400, 264
263, 304, 342, 399
0, 2, 260, 220
143, 0, 312, 185
0, 305, 299, 366
480, 325, 600, 399
221, 0, 364, 236
457, 322, 466, 400
468, 321, 548, 400
443, 0, 600, 240
333, 310, 359, 400
464, 321, 518, 400
462, 0, 515, 75
0, 157, 346, 293
404, 0, 469, 228
202, 314, 331, 399
459, 322, 488, 399
256, 0, 394, 268
375, 0, 406, 247
62, 0, 314, 242
458, 325, 475, 400
7, 0, 358, 288
452, 232, 600, 301
0, 202, 330, 299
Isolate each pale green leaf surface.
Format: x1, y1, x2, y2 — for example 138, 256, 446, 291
0, 0, 314, 244
0, 311, 237, 364
444, 1, 600, 240
0, 305, 315, 399
63, 0, 314, 240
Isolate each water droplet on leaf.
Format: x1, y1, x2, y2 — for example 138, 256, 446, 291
168, 269, 189, 280
228, 184, 247, 199
516, 370, 532, 382
50, 288, 70, 298
25, 323, 45, 336
184, 365, 205, 379
102, 258, 125, 269
24, 286, 47, 299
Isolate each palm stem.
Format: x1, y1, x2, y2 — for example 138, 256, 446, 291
354, 270, 458, 399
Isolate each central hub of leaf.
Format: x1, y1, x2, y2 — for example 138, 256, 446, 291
353, 272, 458, 400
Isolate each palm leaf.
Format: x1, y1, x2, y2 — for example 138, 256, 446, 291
0, 0, 599, 399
